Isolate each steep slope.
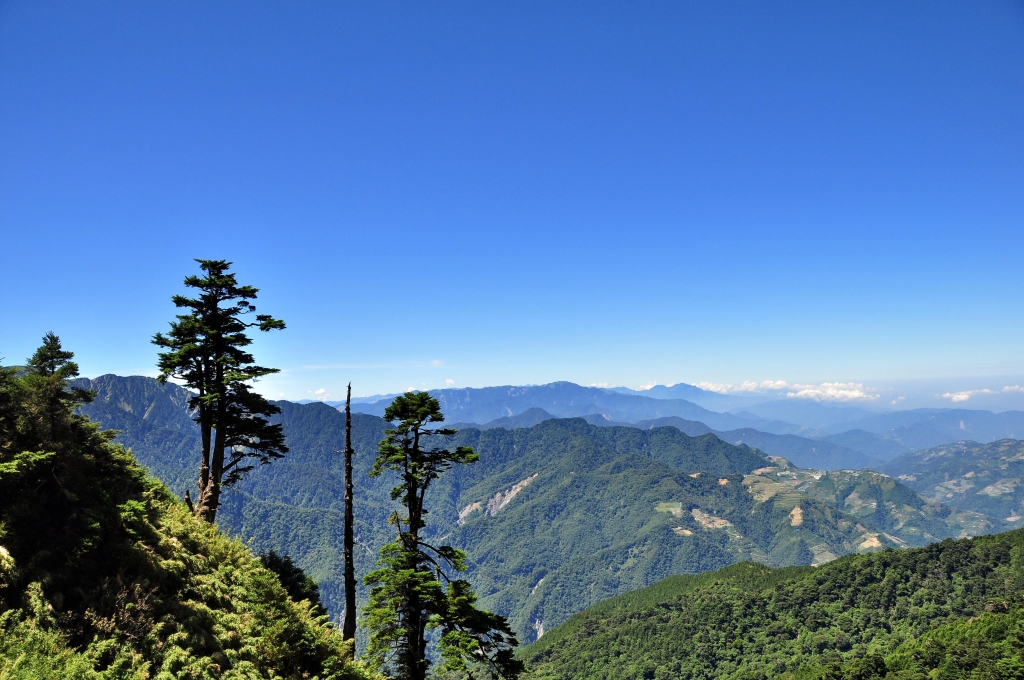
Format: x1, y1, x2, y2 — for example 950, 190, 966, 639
442, 423, 893, 639
630, 416, 880, 470
746, 458, 996, 544
74, 375, 995, 645
881, 439, 1024, 525
521, 528, 1024, 680
1, 369, 370, 680
72, 373, 200, 490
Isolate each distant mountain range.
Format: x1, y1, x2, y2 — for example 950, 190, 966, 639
453, 410, 882, 470
827, 408, 1024, 448
350, 382, 812, 435
388, 381, 1024, 467
72, 373, 1006, 644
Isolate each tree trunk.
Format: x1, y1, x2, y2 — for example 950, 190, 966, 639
197, 365, 226, 524
342, 383, 357, 648
196, 382, 212, 517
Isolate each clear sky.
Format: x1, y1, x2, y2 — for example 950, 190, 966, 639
2, 1, 1023, 407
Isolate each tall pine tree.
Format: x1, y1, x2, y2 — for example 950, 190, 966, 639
362, 392, 523, 680
152, 259, 286, 523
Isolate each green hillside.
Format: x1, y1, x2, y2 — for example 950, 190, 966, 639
1, 366, 371, 678
74, 375, 999, 644
882, 439, 1024, 525
746, 458, 998, 546
521, 528, 1024, 679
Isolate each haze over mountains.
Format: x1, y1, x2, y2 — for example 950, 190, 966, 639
349, 380, 1024, 470
70, 373, 1024, 644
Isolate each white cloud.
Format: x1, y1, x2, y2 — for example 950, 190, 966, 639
935, 386, 1024, 403
696, 380, 789, 395
939, 386, 1024, 403
696, 382, 733, 394
591, 382, 610, 388
638, 382, 657, 391
445, 378, 455, 386
941, 389, 994, 403
891, 396, 905, 405
786, 382, 879, 402
430, 359, 444, 367
308, 388, 331, 401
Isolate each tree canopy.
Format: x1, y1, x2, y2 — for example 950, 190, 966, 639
0, 335, 371, 679
362, 392, 523, 680
153, 258, 286, 522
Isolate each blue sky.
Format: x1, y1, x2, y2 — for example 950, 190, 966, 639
2, 1, 1023, 408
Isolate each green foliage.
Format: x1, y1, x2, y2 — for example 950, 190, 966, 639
882, 439, 1024, 526
0, 336, 373, 679
74, 376, 992, 646
749, 461, 994, 544
521, 528, 1024, 679
260, 550, 328, 618
153, 258, 287, 523
363, 392, 521, 680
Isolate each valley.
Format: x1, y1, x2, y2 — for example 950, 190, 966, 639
73, 373, 1019, 645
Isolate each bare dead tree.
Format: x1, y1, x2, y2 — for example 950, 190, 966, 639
343, 382, 357, 648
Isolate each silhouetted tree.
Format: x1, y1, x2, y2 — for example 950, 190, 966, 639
153, 259, 286, 523
343, 382, 357, 647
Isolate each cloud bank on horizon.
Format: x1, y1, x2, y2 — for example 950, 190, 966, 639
941, 385, 1024, 403
693, 380, 879, 402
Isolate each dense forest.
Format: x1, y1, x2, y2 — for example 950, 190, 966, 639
522, 527, 1024, 679
74, 372, 1002, 643
0, 339, 373, 679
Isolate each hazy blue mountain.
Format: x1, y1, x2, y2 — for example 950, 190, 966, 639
620, 416, 880, 470
714, 428, 882, 470
609, 383, 768, 412
740, 399, 879, 431
631, 416, 715, 437
451, 407, 557, 430
448, 410, 873, 470
881, 439, 1024, 525
349, 381, 807, 434
71, 374, 201, 490
825, 407, 1024, 443
814, 428, 916, 461
73, 374, 995, 644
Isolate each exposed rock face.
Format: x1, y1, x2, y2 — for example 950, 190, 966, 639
457, 472, 540, 524
487, 473, 540, 516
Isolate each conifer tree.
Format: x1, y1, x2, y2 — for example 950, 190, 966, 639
152, 259, 287, 523
23, 332, 95, 443
362, 392, 523, 680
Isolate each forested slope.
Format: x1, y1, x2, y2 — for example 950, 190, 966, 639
882, 439, 1024, 524
522, 528, 1024, 679
74, 375, 1000, 644
1, 366, 372, 679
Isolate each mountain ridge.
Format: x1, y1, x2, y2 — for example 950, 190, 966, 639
71, 374, 1000, 644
